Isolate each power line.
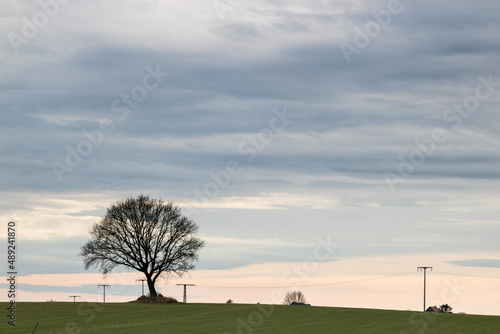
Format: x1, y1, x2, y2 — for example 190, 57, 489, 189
417, 267, 432, 312
98, 285, 111, 303
195, 271, 416, 289
176, 284, 195, 303
136, 279, 146, 296
69, 296, 80, 302
179, 270, 498, 291
433, 271, 500, 280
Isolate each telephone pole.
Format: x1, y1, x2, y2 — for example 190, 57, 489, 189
136, 279, 146, 296
98, 284, 111, 303
69, 295, 80, 302
176, 284, 195, 303
417, 267, 432, 311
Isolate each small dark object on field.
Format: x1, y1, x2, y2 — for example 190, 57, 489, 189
32, 322, 39, 334
291, 302, 311, 306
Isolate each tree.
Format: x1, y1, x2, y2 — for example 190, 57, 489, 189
439, 304, 453, 313
282, 291, 307, 305
80, 195, 204, 297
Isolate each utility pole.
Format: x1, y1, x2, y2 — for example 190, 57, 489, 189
69, 295, 81, 302
98, 284, 111, 303
176, 284, 195, 303
136, 279, 146, 296
417, 267, 432, 311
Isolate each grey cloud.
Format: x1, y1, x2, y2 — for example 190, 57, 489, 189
448, 259, 500, 269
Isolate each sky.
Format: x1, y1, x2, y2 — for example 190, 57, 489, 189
1, 0, 500, 318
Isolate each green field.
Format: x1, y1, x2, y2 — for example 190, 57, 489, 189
1, 302, 499, 333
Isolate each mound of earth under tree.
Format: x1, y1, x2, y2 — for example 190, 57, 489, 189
131, 295, 178, 304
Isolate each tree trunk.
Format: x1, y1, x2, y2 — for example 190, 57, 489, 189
145, 274, 157, 297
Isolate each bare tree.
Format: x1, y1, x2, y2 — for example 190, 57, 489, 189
80, 195, 204, 297
283, 291, 307, 305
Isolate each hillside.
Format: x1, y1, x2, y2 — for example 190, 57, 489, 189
1, 302, 499, 333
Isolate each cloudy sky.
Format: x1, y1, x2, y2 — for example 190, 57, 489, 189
1, 0, 500, 316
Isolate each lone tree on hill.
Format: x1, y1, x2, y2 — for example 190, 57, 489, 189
80, 195, 204, 297
283, 291, 307, 305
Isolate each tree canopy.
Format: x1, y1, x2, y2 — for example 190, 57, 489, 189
80, 195, 204, 297
282, 291, 308, 305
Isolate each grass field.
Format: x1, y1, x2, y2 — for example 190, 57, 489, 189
1, 302, 499, 333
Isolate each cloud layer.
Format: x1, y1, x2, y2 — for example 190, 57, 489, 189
1, 0, 499, 313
